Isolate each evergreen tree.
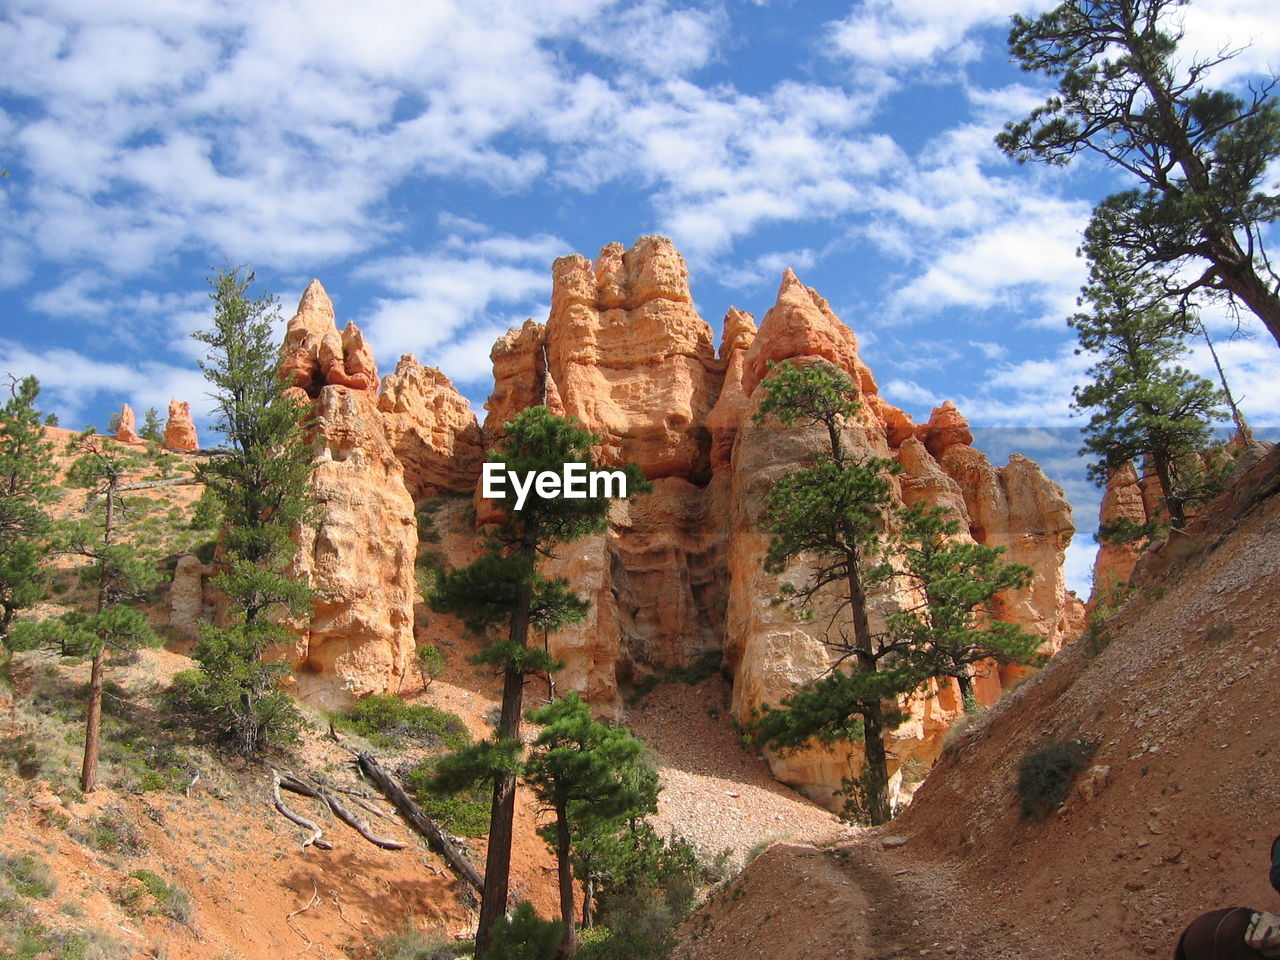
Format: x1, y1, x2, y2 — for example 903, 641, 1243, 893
427, 406, 645, 960
169, 267, 314, 755
140, 407, 164, 444
571, 821, 699, 954
522, 692, 657, 958
13, 432, 160, 791
746, 360, 917, 826
0, 374, 56, 652
997, 0, 1280, 348
888, 504, 1039, 713
1071, 241, 1228, 528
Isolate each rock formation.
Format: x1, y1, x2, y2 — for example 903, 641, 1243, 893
541, 237, 721, 481
166, 553, 213, 647
378, 355, 484, 499
281, 280, 380, 397
115, 403, 140, 443
163, 398, 199, 452
280, 281, 417, 709
254, 240, 1081, 806
719, 270, 1080, 805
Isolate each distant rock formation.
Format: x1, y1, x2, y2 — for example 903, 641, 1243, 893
115, 403, 140, 443
163, 398, 199, 452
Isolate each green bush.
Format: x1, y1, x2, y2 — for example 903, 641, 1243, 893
1017, 738, 1097, 819
74, 810, 145, 855
405, 758, 490, 838
334, 695, 468, 751
368, 922, 469, 960
482, 902, 561, 960
121, 869, 192, 924
0, 854, 56, 898
415, 644, 446, 688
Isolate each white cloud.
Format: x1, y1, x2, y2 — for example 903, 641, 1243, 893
1179, 0, 1280, 86
716, 247, 818, 290
827, 0, 1055, 72
579, 1, 724, 77
354, 228, 565, 378
969, 340, 1008, 360
0, 339, 212, 431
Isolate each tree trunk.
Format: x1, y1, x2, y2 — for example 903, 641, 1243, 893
1149, 447, 1185, 528
80, 646, 105, 792
581, 876, 594, 929
1205, 236, 1280, 351
846, 550, 892, 826
1123, 25, 1280, 351
474, 552, 535, 960
955, 668, 977, 714
81, 476, 114, 794
554, 800, 578, 958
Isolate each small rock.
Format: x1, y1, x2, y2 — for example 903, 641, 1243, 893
881, 835, 910, 848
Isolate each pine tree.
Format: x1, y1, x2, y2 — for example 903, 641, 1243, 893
997, 0, 1280, 347
0, 374, 56, 652
140, 407, 164, 444
427, 406, 645, 960
169, 267, 314, 755
522, 692, 657, 958
13, 432, 160, 791
888, 503, 1039, 713
1071, 241, 1228, 528
746, 360, 917, 826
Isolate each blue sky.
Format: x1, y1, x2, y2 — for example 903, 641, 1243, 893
2, 0, 1278, 594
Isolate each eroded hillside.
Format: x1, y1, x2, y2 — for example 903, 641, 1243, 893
679, 447, 1280, 960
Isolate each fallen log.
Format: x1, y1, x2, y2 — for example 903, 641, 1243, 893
354, 751, 484, 895
271, 769, 333, 850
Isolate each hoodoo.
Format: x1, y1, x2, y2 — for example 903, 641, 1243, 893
285, 238, 1081, 804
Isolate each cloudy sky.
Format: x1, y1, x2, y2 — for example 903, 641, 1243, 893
2, 0, 1278, 593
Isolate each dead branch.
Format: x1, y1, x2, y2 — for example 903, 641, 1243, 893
345, 792, 393, 820
320, 790, 408, 850
184, 769, 200, 798
285, 879, 320, 953
353, 751, 484, 895
118, 477, 202, 492
278, 773, 321, 799
271, 769, 333, 851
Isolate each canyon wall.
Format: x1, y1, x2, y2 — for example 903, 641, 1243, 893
276, 239, 1083, 804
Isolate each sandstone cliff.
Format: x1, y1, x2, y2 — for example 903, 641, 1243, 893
718, 271, 1080, 805
281, 282, 417, 708
276, 240, 1080, 805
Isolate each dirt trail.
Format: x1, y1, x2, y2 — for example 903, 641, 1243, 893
676, 836, 1045, 960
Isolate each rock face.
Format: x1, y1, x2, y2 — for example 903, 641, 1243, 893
1090, 463, 1149, 604
254, 241, 1080, 808
280, 282, 417, 709
163, 398, 199, 452
166, 553, 214, 647
378, 355, 484, 499
542, 237, 721, 481
115, 404, 140, 444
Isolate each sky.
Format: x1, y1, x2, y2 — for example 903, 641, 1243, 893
2, 0, 1279, 595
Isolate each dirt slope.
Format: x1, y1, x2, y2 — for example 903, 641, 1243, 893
680, 450, 1280, 960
